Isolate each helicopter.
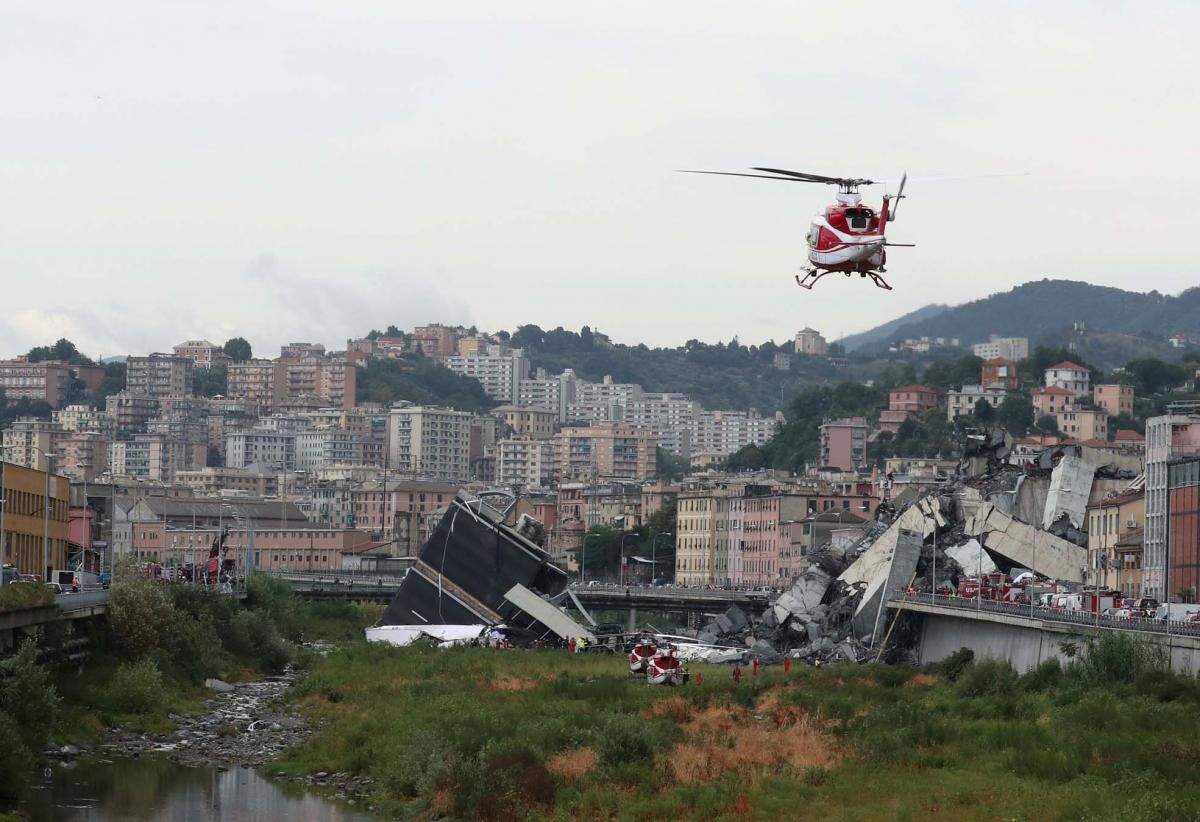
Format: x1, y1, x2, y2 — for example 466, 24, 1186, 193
680, 167, 911, 291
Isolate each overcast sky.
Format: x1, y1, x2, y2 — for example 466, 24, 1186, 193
2, 2, 1197, 359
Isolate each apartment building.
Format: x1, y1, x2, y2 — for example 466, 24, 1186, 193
551, 422, 657, 483
1094, 383, 1135, 418
946, 385, 1008, 421
496, 438, 555, 488
410, 324, 459, 360
224, 429, 297, 471
1044, 361, 1091, 397
295, 429, 360, 471
172, 340, 231, 370
126, 353, 194, 399
386, 405, 472, 482
108, 435, 168, 481
675, 491, 718, 586
972, 336, 1029, 362
818, 417, 868, 471
492, 405, 557, 440
174, 466, 278, 496
1144, 410, 1200, 599
793, 328, 829, 356
444, 346, 530, 403
1033, 386, 1076, 419
1085, 490, 1144, 593
2, 418, 67, 471
981, 358, 1019, 390
53, 404, 109, 434
1056, 408, 1108, 441
56, 431, 110, 481
517, 369, 578, 423
569, 376, 643, 424
625, 393, 699, 456
691, 410, 780, 457
1168, 456, 1200, 601
227, 360, 280, 409
0, 358, 103, 408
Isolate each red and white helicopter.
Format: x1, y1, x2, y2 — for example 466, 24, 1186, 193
680, 167, 911, 291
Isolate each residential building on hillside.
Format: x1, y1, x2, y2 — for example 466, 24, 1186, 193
819, 417, 868, 471
1114, 429, 1146, 452
444, 346, 530, 403
174, 466, 279, 496
551, 422, 657, 483
386, 404, 472, 482
227, 360, 279, 408
569, 376, 643, 424
793, 328, 828, 356
1086, 490, 1144, 593
972, 336, 1029, 362
1044, 361, 1091, 397
0, 358, 104, 408
56, 431, 110, 481
295, 429, 359, 471
947, 385, 1008, 421
410, 324, 459, 360
126, 353, 194, 399
224, 429, 297, 471
517, 369, 579, 423
496, 438, 554, 489
1033, 386, 1076, 419
981, 358, 1018, 390
1057, 408, 1108, 441
625, 393, 698, 456
53, 404, 110, 434
492, 405, 557, 439
108, 435, 168, 481
692, 410, 780, 457
227, 357, 355, 412
2, 418, 66, 469
888, 385, 939, 413
1094, 383, 1135, 418
1144, 410, 1200, 599
172, 340, 231, 370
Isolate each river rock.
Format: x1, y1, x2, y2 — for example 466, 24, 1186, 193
204, 678, 235, 693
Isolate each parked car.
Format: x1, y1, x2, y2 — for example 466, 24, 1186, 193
45, 582, 65, 595
98, 570, 112, 589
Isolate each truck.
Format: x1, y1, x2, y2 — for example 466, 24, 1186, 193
1154, 603, 1200, 622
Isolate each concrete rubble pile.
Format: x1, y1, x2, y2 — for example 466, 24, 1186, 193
688, 423, 1138, 667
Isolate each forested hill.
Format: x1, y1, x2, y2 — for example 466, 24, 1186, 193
848, 280, 1200, 354
836, 302, 949, 351
499, 325, 868, 413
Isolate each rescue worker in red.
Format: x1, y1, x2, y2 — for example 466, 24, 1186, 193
784, 656, 791, 674
732, 664, 743, 685
752, 655, 759, 676
568, 637, 577, 655
71, 576, 80, 593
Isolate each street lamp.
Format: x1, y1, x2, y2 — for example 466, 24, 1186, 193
619, 533, 638, 588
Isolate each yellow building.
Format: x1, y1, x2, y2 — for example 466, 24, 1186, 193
0, 461, 69, 579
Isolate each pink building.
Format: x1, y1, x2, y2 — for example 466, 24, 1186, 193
818, 417, 868, 471
130, 523, 372, 571
888, 385, 939, 414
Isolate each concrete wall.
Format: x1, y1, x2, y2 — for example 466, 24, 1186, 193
913, 606, 1200, 676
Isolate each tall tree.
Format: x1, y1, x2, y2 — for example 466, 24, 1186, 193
222, 337, 252, 363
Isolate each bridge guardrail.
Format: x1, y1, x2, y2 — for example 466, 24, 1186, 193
897, 592, 1200, 638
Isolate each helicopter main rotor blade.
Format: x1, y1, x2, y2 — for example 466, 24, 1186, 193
753, 167, 875, 186
677, 170, 814, 182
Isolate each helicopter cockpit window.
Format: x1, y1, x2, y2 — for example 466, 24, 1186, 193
845, 208, 871, 231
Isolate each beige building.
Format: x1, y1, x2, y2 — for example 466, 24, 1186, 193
675, 491, 718, 586
109, 435, 168, 481
0, 358, 104, 408
793, 328, 829, 356
2, 419, 67, 470
227, 357, 356, 412
1033, 386, 1076, 419
946, 385, 1007, 421
174, 466, 279, 496
126, 353, 195, 399
493, 405, 557, 439
56, 431, 110, 482
411, 324, 459, 360
552, 422, 657, 483
1044, 361, 1091, 398
227, 360, 279, 409
1057, 408, 1108, 441
496, 438, 555, 489
53, 404, 109, 434
1086, 490, 1144, 592
172, 340, 231, 370
105, 391, 160, 434
386, 405, 473, 482
0, 460, 69, 578
1094, 383, 1134, 418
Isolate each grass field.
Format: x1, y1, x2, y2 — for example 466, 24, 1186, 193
277, 637, 1200, 821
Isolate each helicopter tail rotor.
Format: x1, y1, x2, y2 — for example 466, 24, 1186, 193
887, 172, 907, 221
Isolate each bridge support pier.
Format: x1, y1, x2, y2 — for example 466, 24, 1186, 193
628, 606, 638, 632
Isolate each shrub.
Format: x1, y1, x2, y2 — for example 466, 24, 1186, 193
1072, 632, 1167, 685
926, 647, 974, 681
0, 714, 32, 800
107, 578, 174, 658
221, 610, 292, 672
0, 582, 55, 612
1021, 657, 1064, 692
166, 611, 224, 682
0, 635, 59, 753
105, 659, 167, 714
597, 714, 656, 769
463, 743, 557, 820
955, 658, 1017, 698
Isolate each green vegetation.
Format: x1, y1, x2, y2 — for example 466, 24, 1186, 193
222, 337, 253, 363
278, 634, 1200, 820
355, 356, 496, 412
24, 338, 97, 367
0, 637, 59, 800
576, 498, 677, 578
0, 583, 55, 613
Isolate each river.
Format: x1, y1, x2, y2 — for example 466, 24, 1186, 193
12, 755, 375, 821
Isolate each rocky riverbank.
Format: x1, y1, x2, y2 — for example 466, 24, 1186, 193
90, 673, 309, 768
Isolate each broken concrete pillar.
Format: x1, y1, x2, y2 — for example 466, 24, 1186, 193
945, 539, 997, 577
1042, 455, 1096, 530
966, 502, 1086, 582
850, 528, 923, 640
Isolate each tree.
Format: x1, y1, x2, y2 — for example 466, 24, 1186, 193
577, 525, 621, 577
655, 447, 690, 480
997, 394, 1034, 437
0, 635, 58, 755
1126, 357, 1189, 395
973, 397, 996, 423
26, 338, 94, 366
96, 361, 127, 399
223, 337, 253, 363
1036, 414, 1059, 434
194, 366, 228, 398
107, 574, 175, 658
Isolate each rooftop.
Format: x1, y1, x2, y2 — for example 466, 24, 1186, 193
1047, 361, 1088, 372
1035, 386, 1074, 397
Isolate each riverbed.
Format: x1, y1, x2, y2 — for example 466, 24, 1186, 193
16, 755, 374, 821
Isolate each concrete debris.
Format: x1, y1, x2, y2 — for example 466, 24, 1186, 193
1042, 455, 1095, 530
965, 502, 1087, 582
944, 539, 998, 578
204, 678, 234, 693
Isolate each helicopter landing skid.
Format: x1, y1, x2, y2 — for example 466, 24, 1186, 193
796, 268, 893, 291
